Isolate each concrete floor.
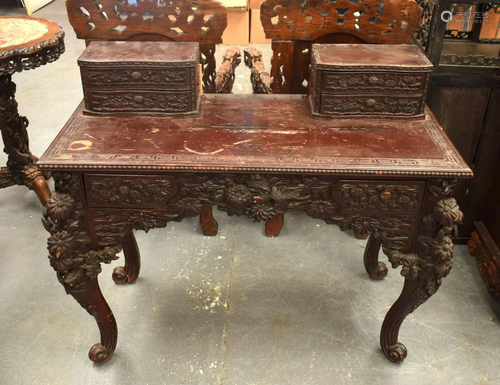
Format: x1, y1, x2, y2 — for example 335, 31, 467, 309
1, 1, 500, 384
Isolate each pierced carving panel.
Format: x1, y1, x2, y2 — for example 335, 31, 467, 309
66, 0, 227, 44
260, 0, 422, 44
414, 0, 436, 50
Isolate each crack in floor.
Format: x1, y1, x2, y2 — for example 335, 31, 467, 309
217, 222, 238, 385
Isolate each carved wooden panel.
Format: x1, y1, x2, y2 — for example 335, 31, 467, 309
333, 181, 425, 213
260, 0, 422, 44
65, 0, 227, 44
85, 175, 179, 208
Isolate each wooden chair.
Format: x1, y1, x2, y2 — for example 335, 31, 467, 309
65, 0, 228, 93
260, 0, 423, 94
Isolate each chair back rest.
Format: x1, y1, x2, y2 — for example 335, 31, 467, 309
65, 0, 228, 92
260, 0, 423, 93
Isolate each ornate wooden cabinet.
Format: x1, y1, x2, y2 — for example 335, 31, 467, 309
308, 44, 433, 119
78, 41, 200, 117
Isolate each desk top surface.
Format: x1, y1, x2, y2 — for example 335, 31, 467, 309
39, 95, 472, 178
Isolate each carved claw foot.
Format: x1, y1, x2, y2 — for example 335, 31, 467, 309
112, 266, 128, 285
89, 343, 114, 364
385, 343, 408, 363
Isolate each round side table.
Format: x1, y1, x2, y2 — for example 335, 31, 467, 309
0, 16, 65, 205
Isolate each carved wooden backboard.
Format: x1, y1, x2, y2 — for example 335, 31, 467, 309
261, 0, 422, 43
65, 0, 228, 92
260, 0, 423, 94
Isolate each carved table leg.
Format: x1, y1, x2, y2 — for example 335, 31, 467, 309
363, 234, 387, 279
265, 214, 284, 237
380, 179, 462, 363
0, 74, 50, 204
113, 231, 141, 284
200, 205, 218, 236
43, 173, 121, 363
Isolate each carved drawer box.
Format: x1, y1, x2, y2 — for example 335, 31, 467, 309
309, 44, 433, 119
78, 41, 200, 117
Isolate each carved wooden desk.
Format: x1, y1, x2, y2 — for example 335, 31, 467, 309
38, 94, 472, 364
0, 16, 64, 204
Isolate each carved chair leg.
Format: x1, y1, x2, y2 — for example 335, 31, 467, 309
113, 231, 141, 284
363, 234, 387, 279
200, 205, 218, 236
265, 214, 284, 237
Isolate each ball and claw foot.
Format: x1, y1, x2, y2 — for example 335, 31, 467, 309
373, 262, 389, 280
112, 266, 128, 285
386, 343, 407, 363
89, 343, 114, 364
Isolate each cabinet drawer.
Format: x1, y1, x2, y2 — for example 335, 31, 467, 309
332, 180, 426, 214
85, 175, 178, 208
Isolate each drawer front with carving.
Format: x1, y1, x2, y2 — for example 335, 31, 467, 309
319, 94, 424, 118
332, 180, 426, 214
84, 175, 179, 209
84, 90, 195, 116
321, 72, 427, 94
82, 67, 191, 90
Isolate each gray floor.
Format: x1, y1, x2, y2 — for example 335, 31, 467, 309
1, 1, 500, 384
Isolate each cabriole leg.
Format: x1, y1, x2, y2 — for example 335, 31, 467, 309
113, 231, 141, 284
380, 179, 461, 363
43, 173, 121, 363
